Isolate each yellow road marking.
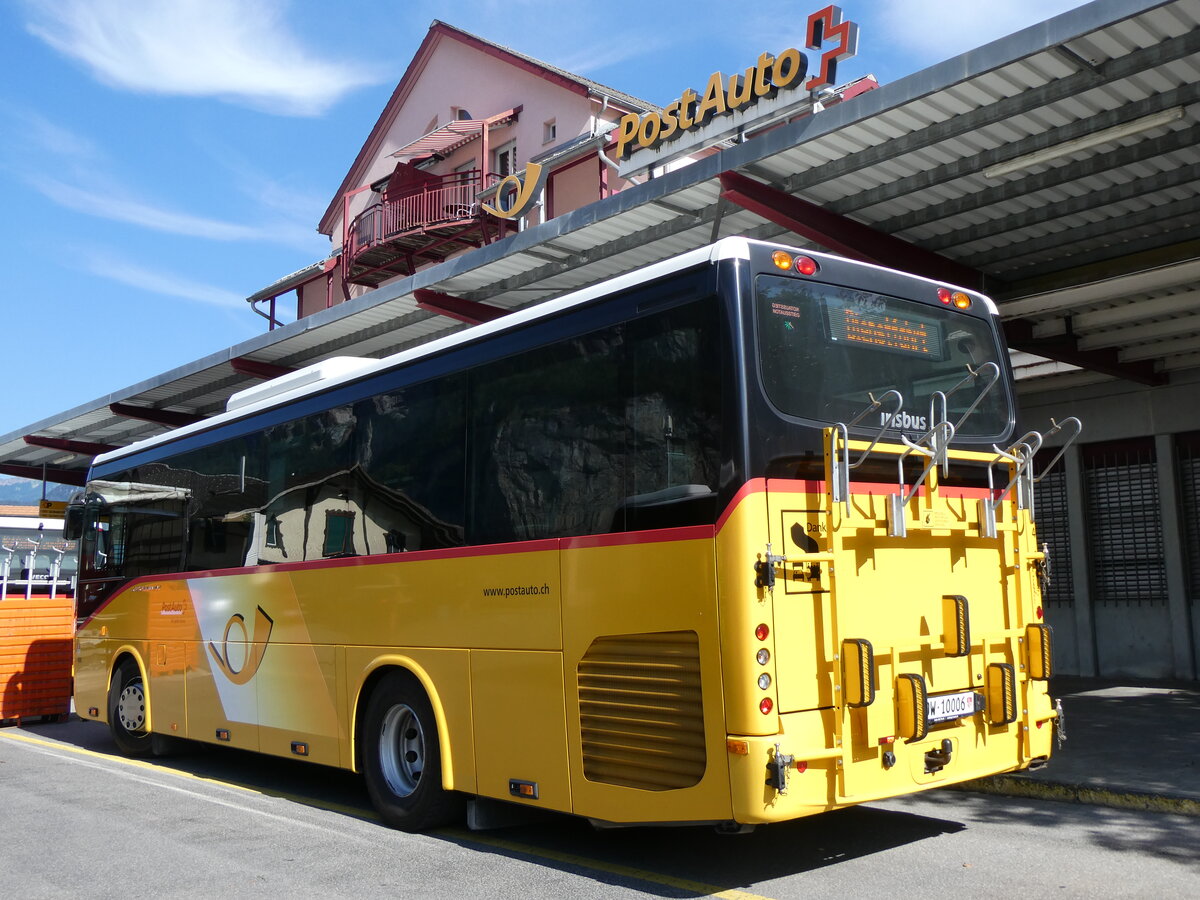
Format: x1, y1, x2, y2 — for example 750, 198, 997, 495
439, 828, 777, 900
0, 731, 371, 818
1, 731, 777, 899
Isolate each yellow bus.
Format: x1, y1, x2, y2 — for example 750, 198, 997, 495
68, 238, 1074, 832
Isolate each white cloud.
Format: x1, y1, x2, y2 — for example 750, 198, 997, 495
0, 102, 102, 161
81, 251, 244, 309
22, 0, 382, 116
874, 1, 1091, 60
30, 176, 321, 251
550, 31, 672, 79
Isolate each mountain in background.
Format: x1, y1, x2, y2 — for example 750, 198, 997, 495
0, 477, 77, 505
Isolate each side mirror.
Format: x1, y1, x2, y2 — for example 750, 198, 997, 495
63, 505, 84, 541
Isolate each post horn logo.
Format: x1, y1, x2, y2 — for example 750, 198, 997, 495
208, 606, 274, 685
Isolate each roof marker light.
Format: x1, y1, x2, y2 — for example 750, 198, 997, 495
772, 250, 793, 270
952, 292, 972, 309
937, 288, 953, 304
795, 256, 819, 276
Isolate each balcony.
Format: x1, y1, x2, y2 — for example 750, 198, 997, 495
344, 170, 515, 288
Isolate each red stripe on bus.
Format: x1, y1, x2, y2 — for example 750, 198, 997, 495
561, 525, 713, 550
77, 479, 998, 628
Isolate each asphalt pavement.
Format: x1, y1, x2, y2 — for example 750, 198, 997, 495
959, 676, 1200, 816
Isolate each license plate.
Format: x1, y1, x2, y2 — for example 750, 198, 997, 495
926, 690, 978, 724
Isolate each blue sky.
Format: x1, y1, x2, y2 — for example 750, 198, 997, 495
0, 0, 1089, 441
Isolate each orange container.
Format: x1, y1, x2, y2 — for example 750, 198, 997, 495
0, 597, 74, 724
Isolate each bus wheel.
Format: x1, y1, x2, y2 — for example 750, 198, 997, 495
107, 659, 152, 757
362, 672, 463, 831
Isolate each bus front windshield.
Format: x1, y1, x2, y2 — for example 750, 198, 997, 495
754, 274, 1012, 440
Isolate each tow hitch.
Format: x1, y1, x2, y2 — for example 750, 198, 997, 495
924, 738, 954, 774
766, 743, 795, 793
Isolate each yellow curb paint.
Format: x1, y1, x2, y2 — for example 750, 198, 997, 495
955, 775, 1200, 817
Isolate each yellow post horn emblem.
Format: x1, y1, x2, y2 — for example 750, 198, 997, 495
481, 163, 547, 220
208, 606, 274, 685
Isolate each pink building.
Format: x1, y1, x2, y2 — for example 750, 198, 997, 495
253, 22, 654, 325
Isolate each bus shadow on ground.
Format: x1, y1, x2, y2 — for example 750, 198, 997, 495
26, 715, 969, 895
439, 805, 966, 897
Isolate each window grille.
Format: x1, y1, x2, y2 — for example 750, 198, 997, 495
1082, 439, 1166, 606
1034, 464, 1074, 605
1176, 432, 1200, 600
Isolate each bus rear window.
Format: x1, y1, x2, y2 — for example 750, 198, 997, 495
754, 275, 1011, 439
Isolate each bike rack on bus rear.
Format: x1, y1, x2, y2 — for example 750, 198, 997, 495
828, 362, 1003, 538
978, 416, 1081, 539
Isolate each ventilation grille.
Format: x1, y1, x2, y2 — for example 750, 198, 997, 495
578, 630, 705, 791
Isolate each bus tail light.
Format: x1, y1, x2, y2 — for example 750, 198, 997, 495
986, 663, 1018, 725
896, 673, 929, 742
942, 594, 971, 657
841, 638, 875, 707
795, 256, 819, 275
1025, 624, 1053, 680
772, 250, 793, 270
937, 287, 972, 308
760, 697, 774, 715
755, 623, 769, 641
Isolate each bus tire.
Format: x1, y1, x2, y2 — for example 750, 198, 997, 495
362, 671, 463, 831
107, 658, 152, 757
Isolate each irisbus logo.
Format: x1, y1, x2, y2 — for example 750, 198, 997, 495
208, 606, 274, 685
884, 410, 928, 432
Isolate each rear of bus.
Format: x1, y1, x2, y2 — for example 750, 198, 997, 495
717, 242, 1062, 825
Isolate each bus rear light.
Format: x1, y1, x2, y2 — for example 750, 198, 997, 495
772, 250, 793, 270
879, 735, 896, 745
937, 288, 952, 304
1025, 623, 1053, 680
795, 256, 819, 275
726, 739, 749, 755
985, 663, 1018, 725
755, 623, 769, 641
841, 638, 876, 707
896, 673, 929, 742
1036, 606, 1044, 619
758, 673, 772, 690
756, 648, 770, 665
942, 594, 971, 658
795, 760, 808, 773
760, 697, 774, 714
952, 292, 972, 309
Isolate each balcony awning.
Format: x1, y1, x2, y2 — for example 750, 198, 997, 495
390, 107, 521, 162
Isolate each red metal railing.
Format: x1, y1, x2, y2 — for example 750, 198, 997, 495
347, 170, 483, 262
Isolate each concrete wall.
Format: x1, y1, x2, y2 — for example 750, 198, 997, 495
1019, 368, 1200, 680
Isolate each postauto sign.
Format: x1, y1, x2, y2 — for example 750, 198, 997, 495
614, 5, 859, 172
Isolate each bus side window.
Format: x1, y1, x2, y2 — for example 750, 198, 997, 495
467, 328, 626, 544
622, 297, 722, 529
357, 375, 467, 553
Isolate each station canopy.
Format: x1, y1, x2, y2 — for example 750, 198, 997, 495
3, 0, 1197, 486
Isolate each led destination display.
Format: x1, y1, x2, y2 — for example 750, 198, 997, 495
826, 301, 944, 360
